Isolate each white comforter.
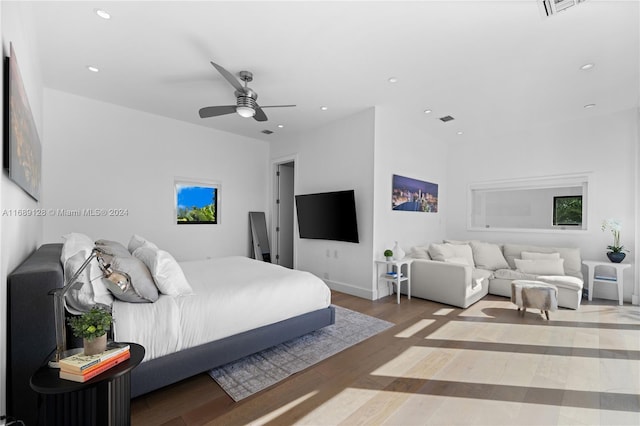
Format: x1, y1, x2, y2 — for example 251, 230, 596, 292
112, 256, 331, 361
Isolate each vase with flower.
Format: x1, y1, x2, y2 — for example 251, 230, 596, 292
601, 218, 628, 263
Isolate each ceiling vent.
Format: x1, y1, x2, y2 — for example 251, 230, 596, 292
261, 130, 274, 135
439, 115, 455, 123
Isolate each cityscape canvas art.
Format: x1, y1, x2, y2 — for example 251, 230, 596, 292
392, 174, 438, 213
6, 43, 41, 200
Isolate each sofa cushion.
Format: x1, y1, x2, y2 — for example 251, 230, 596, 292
521, 251, 560, 260
493, 268, 537, 281
502, 244, 582, 278
472, 268, 493, 289
428, 243, 475, 268
409, 245, 431, 260
445, 257, 471, 266
470, 241, 509, 270
514, 258, 565, 275
536, 275, 583, 291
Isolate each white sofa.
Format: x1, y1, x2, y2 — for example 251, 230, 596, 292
408, 241, 584, 309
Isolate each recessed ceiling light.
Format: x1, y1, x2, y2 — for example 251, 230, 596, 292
584, 103, 596, 109
457, 131, 464, 135
424, 109, 432, 114
320, 106, 328, 111
94, 9, 111, 20
580, 63, 595, 71
86, 66, 99, 73
277, 124, 284, 128
388, 77, 398, 83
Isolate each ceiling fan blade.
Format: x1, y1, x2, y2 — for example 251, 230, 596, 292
259, 105, 296, 109
199, 105, 236, 119
253, 106, 268, 122
210, 62, 245, 93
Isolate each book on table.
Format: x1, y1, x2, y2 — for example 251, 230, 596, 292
59, 351, 131, 382
58, 342, 130, 373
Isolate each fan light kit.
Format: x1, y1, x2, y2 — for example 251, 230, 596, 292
94, 9, 111, 19
199, 62, 295, 122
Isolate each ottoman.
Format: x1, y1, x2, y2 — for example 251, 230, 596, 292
511, 280, 558, 320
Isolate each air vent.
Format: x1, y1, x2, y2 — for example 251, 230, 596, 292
439, 115, 455, 123
261, 130, 274, 135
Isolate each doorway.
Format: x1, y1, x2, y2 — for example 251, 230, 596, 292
275, 161, 295, 268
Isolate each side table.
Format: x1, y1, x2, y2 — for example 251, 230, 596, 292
375, 258, 413, 304
30, 342, 144, 426
582, 260, 631, 305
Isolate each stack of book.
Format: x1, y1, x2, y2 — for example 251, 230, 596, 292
59, 342, 130, 382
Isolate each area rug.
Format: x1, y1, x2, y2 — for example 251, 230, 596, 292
208, 305, 393, 401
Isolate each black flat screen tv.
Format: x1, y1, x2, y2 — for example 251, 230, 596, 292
295, 190, 359, 243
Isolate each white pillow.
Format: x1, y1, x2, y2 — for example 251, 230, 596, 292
61, 233, 113, 313
429, 243, 475, 268
521, 251, 561, 260
514, 258, 565, 275
470, 241, 509, 271
133, 247, 193, 296
128, 234, 159, 254
409, 246, 431, 260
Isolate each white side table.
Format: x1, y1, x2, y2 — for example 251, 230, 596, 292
375, 258, 413, 304
582, 260, 631, 305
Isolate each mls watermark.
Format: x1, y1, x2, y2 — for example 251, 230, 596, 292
2, 208, 129, 217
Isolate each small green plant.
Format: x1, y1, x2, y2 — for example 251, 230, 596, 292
384, 249, 393, 258
67, 307, 112, 341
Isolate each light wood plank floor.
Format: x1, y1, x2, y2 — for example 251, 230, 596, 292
131, 291, 640, 425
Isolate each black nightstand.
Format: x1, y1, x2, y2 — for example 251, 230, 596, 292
30, 342, 144, 426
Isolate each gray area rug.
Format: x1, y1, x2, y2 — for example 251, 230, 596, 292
208, 305, 393, 401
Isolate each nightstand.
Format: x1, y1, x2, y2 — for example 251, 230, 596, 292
375, 258, 413, 304
30, 342, 144, 426
582, 260, 631, 305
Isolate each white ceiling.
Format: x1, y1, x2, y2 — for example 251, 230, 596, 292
27, 0, 639, 143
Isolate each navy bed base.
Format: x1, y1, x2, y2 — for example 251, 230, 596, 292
7, 243, 335, 423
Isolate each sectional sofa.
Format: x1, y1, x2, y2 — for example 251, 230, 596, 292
408, 240, 584, 309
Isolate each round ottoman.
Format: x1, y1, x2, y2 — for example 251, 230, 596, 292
511, 280, 558, 320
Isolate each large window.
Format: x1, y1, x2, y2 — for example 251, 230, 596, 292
469, 174, 589, 232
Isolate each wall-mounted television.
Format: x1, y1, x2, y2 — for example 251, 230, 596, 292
295, 190, 359, 243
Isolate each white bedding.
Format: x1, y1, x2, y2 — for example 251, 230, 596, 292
112, 256, 331, 361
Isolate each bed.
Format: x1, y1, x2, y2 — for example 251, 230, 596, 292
7, 243, 335, 425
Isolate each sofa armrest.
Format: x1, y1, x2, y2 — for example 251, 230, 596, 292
410, 259, 486, 308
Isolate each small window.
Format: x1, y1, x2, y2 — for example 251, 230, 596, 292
553, 196, 582, 226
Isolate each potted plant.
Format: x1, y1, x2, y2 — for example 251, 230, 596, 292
384, 249, 393, 261
67, 307, 112, 355
601, 218, 629, 263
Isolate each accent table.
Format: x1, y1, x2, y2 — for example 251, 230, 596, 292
582, 260, 631, 305
30, 342, 144, 426
375, 258, 413, 304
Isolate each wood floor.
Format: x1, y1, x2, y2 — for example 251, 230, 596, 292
131, 291, 640, 425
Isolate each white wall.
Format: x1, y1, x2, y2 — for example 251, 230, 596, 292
446, 108, 638, 303
373, 105, 448, 297
270, 109, 376, 299
42, 89, 269, 261
1, 2, 45, 419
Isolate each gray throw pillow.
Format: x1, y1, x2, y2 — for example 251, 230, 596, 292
100, 254, 159, 303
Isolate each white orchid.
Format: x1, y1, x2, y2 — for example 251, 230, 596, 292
601, 218, 627, 253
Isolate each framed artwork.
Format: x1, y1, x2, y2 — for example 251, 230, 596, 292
392, 174, 438, 213
5, 43, 41, 200
175, 179, 220, 224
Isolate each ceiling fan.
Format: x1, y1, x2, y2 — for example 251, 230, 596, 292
199, 62, 295, 122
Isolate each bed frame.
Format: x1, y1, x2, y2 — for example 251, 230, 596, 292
7, 243, 335, 424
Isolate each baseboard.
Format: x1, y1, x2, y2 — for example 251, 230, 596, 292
324, 279, 375, 300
